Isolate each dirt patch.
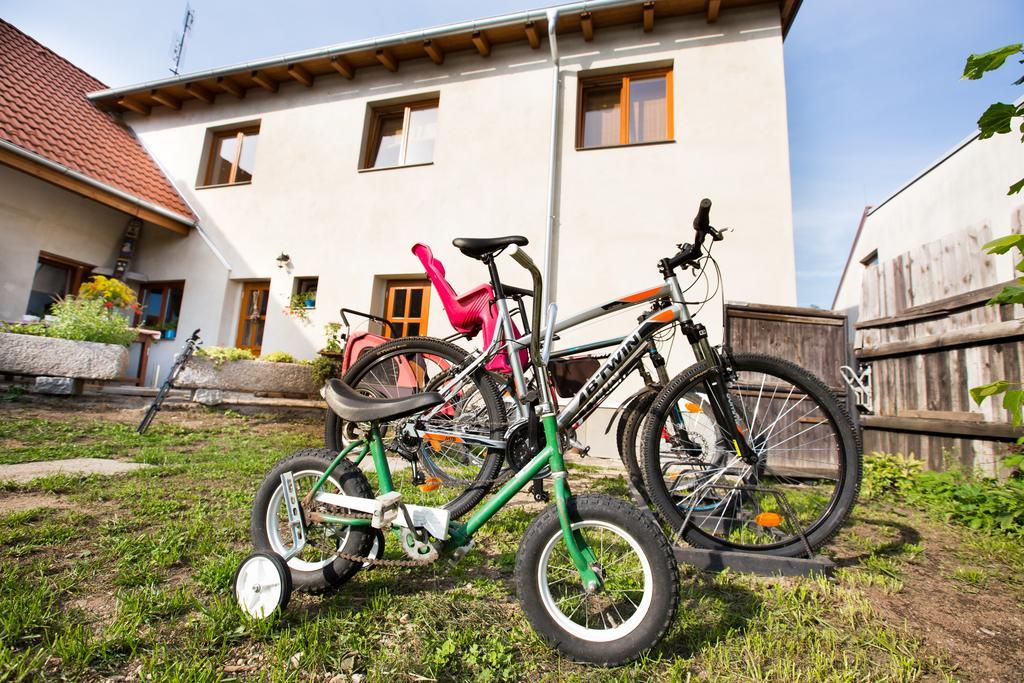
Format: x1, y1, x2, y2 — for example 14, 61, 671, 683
0, 492, 80, 514
69, 592, 117, 634
834, 507, 1024, 682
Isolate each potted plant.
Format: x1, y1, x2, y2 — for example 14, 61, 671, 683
303, 289, 317, 309
162, 320, 178, 340
285, 293, 312, 323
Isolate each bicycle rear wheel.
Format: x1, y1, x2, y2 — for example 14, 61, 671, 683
639, 353, 861, 556
324, 336, 505, 518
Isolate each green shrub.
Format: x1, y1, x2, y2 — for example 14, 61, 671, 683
0, 321, 48, 336
862, 452, 922, 498
196, 346, 255, 366
260, 351, 297, 364
309, 355, 342, 388
47, 298, 137, 346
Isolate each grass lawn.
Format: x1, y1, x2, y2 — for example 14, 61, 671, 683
1, 398, 1022, 681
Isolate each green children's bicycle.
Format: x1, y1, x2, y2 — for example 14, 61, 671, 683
235, 242, 680, 665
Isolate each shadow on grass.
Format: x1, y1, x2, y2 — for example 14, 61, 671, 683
833, 517, 922, 568
653, 571, 764, 658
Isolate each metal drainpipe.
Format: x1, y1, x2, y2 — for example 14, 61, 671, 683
542, 7, 562, 309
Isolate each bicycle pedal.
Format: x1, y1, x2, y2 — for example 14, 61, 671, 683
375, 491, 402, 529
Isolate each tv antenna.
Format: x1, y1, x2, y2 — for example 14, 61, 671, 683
170, 4, 196, 75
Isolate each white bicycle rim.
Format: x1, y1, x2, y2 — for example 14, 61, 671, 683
235, 555, 285, 619
537, 520, 654, 643
265, 469, 349, 572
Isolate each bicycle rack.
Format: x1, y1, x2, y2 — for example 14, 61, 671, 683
624, 478, 836, 579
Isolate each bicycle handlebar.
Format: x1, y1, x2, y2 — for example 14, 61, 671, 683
339, 308, 397, 336
664, 198, 724, 272
507, 245, 543, 366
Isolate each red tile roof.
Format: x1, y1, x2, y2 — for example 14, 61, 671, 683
0, 20, 194, 221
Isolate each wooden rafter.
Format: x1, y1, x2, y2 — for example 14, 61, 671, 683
471, 30, 491, 57
643, 1, 655, 32
251, 70, 278, 93
781, 0, 797, 22
707, 0, 721, 22
185, 82, 215, 104
423, 39, 444, 65
215, 76, 245, 98
117, 97, 150, 116
150, 90, 180, 110
580, 12, 594, 41
286, 63, 314, 87
524, 21, 540, 49
330, 56, 355, 79
376, 48, 398, 72
0, 146, 190, 234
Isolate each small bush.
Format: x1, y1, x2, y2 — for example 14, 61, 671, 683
196, 346, 255, 366
309, 355, 342, 388
47, 298, 137, 346
862, 452, 921, 498
261, 351, 297, 364
77, 275, 138, 308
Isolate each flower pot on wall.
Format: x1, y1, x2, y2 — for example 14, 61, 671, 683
0, 332, 129, 380
175, 358, 317, 396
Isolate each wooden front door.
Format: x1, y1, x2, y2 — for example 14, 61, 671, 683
383, 280, 431, 338
236, 281, 270, 355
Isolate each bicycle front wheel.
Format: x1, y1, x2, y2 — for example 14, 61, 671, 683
639, 353, 861, 556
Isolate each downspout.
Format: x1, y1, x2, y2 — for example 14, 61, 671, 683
542, 7, 562, 309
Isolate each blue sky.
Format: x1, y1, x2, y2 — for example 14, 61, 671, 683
3, 0, 1023, 307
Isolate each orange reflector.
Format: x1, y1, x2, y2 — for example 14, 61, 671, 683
684, 402, 701, 413
419, 477, 442, 493
755, 512, 783, 527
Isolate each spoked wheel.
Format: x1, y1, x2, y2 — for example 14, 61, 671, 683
234, 552, 291, 619
640, 353, 861, 557
324, 337, 505, 518
515, 494, 679, 665
250, 449, 376, 593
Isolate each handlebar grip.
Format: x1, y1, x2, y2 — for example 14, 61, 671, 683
693, 198, 712, 232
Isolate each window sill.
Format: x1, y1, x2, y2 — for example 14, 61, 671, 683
358, 161, 434, 174
575, 139, 675, 152
196, 180, 253, 190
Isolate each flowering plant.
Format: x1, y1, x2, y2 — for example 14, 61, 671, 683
284, 293, 312, 323
78, 275, 140, 312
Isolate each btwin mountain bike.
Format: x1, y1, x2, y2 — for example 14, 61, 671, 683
321, 201, 861, 557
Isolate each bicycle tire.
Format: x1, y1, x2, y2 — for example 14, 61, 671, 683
639, 353, 861, 557
324, 336, 505, 519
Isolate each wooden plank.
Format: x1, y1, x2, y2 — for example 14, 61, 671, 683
707, 0, 721, 22
580, 12, 594, 41
215, 76, 245, 98
330, 56, 355, 79
286, 63, 314, 87
897, 409, 983, 422
423, 40, 444, 65
728, 310, 845, 327
643, 1, 655, 32
0, 147, 191, 234
726, 302, 846, 320
855, 280, 1018, 329
150, 90, 180, 110
861, 415, 1021, 440
185, 82, 215, 104
471, 31, 492, 57
117, 97, 150, 116
524, 22, 541, 49
375, 48, 398, 72
858, 319, 1024, 359
251, 70, 278, 93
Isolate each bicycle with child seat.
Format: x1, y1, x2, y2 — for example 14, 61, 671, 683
236, 242, 680, 665
322, 200, 861, 558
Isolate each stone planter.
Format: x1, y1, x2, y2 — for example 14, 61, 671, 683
0, 332, 129, 380
176, 358, 317, 396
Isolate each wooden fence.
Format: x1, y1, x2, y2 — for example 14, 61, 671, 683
854, 221, 1023, 473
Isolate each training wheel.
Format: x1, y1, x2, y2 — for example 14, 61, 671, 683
234, 552, 292, 619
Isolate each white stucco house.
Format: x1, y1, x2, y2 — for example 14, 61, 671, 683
2, 0, 802, 388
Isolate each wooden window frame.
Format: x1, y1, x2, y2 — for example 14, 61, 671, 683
382, 279, 431, 338
135, 281, 185, 332
362, 98, 439, 170
294, 277, 319, 309
576, 67, 674, 150
37, 251, 93, 297
200, 124, 260, 187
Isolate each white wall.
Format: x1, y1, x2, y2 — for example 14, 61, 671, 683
126, 4, 795, 378
833, 131, 1024, 321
